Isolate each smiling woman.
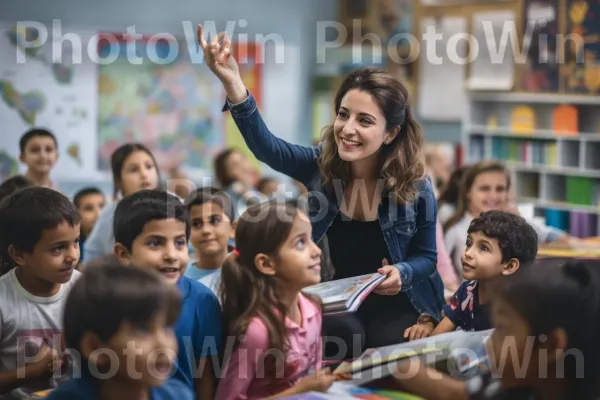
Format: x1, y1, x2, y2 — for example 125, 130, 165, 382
197, 23, 444, 359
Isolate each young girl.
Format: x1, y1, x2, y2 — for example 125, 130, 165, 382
391, 259, 600, 400
216, 201, 336, 400
213, 148, 266, 218
198, 25, 444, 358
83, 143, 161, 263
444, 160, 569, 273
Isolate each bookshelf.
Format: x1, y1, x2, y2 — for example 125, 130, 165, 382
463, 91, 600, 237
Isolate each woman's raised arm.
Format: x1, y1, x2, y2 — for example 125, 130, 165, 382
198, 24, 320, 185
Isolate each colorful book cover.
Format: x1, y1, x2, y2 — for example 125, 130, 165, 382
552, 105, 578, 135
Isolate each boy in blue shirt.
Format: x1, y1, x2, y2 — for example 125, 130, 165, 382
48, 262, 194, 400
112, 189, 222, 399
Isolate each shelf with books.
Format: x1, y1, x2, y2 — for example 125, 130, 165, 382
464, 91, 600, 238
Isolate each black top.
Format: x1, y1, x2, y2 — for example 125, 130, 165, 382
326, 212, 415, 311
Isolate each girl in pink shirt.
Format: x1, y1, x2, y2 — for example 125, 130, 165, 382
216, 201, 336, 400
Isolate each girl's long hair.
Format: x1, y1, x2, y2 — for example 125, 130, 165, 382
219, 200, 320, 360
443, 160, 511, 233
438, 165, 470, 208
318, 67, 426, 205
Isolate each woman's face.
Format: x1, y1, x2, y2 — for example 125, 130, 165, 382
119, 151, 159, 196
333, 89, 395, 164
224, 151, 255, 187
467, 171, 508, 217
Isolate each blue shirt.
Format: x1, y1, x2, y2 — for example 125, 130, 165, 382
443, 280, 491, 332
174, 276, 222, 390
184, 262, 218, 281
223, 92, 444, 321
47, 373, 194, 400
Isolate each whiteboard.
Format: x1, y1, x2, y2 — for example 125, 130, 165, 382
417, 16, 468, 121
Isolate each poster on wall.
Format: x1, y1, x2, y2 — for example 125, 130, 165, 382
96, 33, 225, 173
518, 0, 560, 92
563, 0, 600, 94
0, 23, 98, 180
224, 41, 262, 168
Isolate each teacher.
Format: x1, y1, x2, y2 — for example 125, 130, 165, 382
198, 26, 444, 358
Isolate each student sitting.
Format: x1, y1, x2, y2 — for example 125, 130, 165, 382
0, 187, 81, 398
392, 259, 600, 400
404, 210, 538, 340
183, 187, 235, 294
72, 187, 106, 264
47, 262, 194, 400
18, 128, 59, 190
216, 201, 336, 400
112, 189, 222, 399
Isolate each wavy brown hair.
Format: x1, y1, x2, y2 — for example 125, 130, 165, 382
443, 160, 511, 233
318, 67, 426, 204
220, 200, 321, 370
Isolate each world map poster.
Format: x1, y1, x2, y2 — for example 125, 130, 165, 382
0, 23, 98, 180
96, 33, 226, 172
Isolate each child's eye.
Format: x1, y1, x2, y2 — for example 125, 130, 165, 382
360, 118, 372, 125
465, 240, 472, 248
175, 239, 186, 249
209, 216, 221, 225
296, 239, 305, 249
480, 245, 488, 252
147, 240, 161, 248
192, 221, 202, 228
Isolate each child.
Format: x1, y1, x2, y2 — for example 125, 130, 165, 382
392, 260, 600, 400
112, 189, 222, 399
47, 261, 194, 399
0, 175, 32, 203
257, 177, 280, 198
0, 187, 81, 399
183, 187, 235, 291
84, 143, 161, 263
403, 210, 538, 340
444, 161, 568, 272
18, 129, 59, 190
72, 187, 106, 263
216, 200, 336, 400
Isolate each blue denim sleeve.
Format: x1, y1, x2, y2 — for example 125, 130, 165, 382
223, 92, 320, 185
396, 178, 438, 289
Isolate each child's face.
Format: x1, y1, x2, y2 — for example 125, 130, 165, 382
467, 172, 508, 217
189, 202, 233, 259
225, 151, 255, 187
20, 136, 58, 175
260, 180, 279, 197
77, 193, 106, 236
117, 219, 188, 285
101, 312, 178, 388
13, 221, 80, 285
272, 212, 322, 290
120, 151, 159, 196
488, 298, 537, 389
461, 231, 506, 281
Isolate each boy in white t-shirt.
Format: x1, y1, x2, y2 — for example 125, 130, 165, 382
0, 187, 82, 399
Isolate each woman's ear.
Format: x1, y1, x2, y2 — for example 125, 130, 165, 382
254, 253, 276, 276
384, 126, 401, 145
502, 258, 520, 276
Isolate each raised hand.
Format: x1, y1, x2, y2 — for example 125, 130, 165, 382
197, 24, 247, 103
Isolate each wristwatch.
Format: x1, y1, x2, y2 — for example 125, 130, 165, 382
417, 314, 435, 325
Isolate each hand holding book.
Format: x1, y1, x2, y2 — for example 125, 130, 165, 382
373, 258, 402, 296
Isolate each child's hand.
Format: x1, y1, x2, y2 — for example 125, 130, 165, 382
295, 368, 336, 394
404, 322, 434, 341
25, 343, 61, 379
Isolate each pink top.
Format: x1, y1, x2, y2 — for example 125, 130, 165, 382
215, 293, 323, 400
436, 221, 460, 289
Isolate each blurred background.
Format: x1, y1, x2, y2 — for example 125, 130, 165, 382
0, 0, 598, 239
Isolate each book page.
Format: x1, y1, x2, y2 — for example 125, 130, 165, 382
302, 273, 381, 303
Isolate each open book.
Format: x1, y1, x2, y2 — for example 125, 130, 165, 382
302, 273, 386, 315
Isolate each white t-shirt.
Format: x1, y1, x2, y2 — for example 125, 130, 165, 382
0, 268, 81, 399
198, 269, 221, 300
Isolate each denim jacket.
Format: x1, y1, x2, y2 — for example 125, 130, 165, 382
223, 92, 445, 321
